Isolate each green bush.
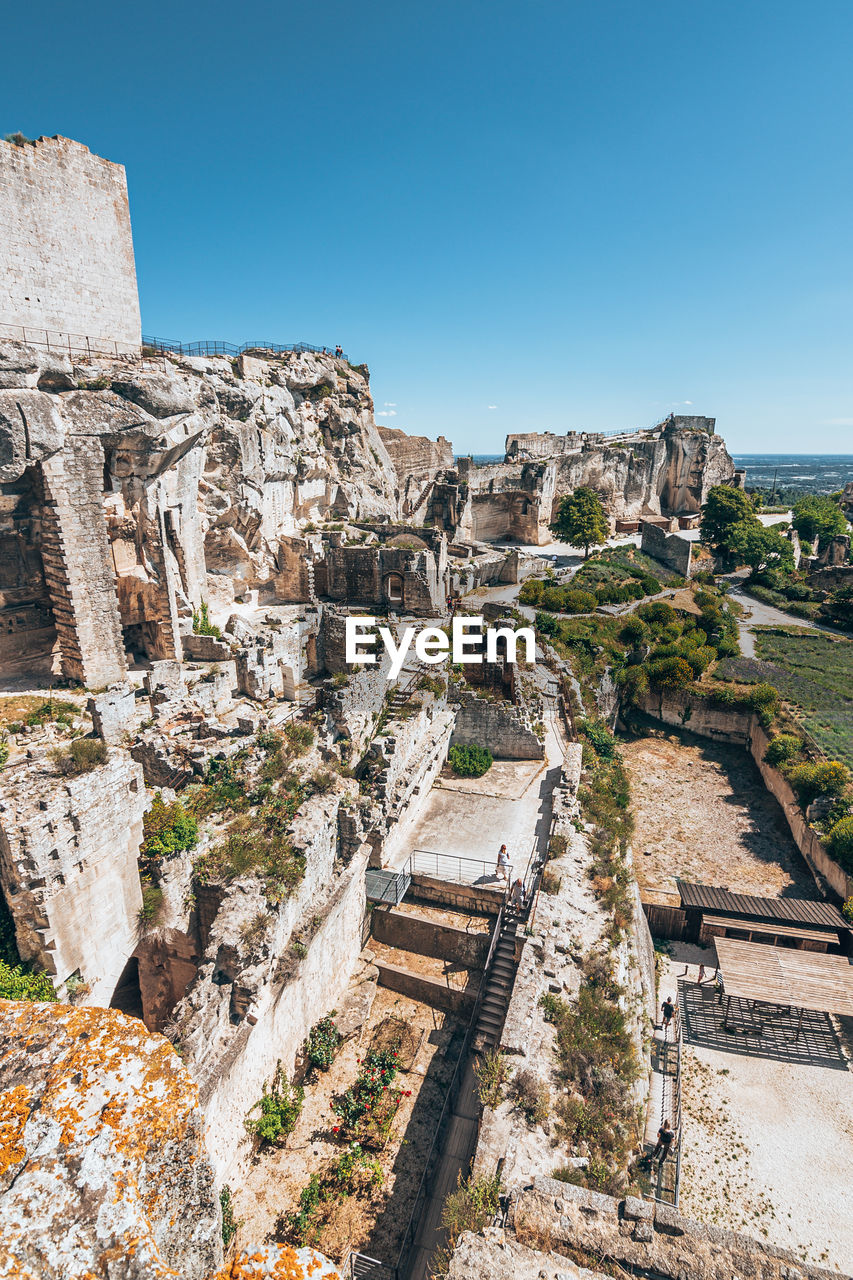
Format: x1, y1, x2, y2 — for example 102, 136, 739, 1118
828, 816, 853, 872
219, 1184, 240, 1250
647, 655, 693, 689
619, 616, 648, 646
0, 741, 8, 769
245, 1062, 304, 1146
0, 958, 57, 1001
141, 792, 198, 862
578, 718, 616, 759
192, 600, 222, 638
448, 743, 493, 777
304, 1014, 343, 1071
637, 601, 676, 629
52, 738, 108, 775
518, 578, 544, 605
563, 589, 598, 613
764, 733, 803, 766
138, 880, 164, 925
23, 698, 78, 727
786, 760, 851, 807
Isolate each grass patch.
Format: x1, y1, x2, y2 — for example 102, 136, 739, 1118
51, 738, 108, 775
718, 629, 853, 768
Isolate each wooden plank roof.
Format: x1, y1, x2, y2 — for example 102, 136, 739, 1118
677, 880, 846, 930
701, 914, 837, 944
714, 937, 853, 1016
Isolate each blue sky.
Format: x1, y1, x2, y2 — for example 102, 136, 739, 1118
4, 0, 853, 456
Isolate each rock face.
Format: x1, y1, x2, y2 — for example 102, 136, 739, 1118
450, 419, 736, 544
0, 750, 147, 1005
0, 342, 402, 681
0, 999, 222, 1280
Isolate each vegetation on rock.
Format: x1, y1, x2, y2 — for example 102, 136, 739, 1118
448, 742, 493, 776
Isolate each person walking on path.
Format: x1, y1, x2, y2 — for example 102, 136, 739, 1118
698, 964, 706, 984
496, 844, 511, 885
650, 1121, 674, 1165
661, 996, 675, 1031
510, 878, 524, 910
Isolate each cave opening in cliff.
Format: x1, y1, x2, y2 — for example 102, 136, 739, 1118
109, 955, 144, 1020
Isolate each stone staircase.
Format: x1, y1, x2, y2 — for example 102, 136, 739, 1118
305, 559, 318, 604
472, 904, 520, 1051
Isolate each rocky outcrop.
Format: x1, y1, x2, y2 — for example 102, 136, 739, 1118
0, 999, 222, 1280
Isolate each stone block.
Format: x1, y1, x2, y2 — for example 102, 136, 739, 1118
623, 1195, 653, 1222
654, 1202, 685, 1235
88, 684, 139, 744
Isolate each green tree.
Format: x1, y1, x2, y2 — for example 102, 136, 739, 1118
699, 485, 756, 558
728, 521, 794, 575
550, 488, 609, 559
791, 495, 847, 550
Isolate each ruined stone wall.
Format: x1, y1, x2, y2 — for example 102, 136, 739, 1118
505, 430, 584, 459
640, 519, 693, 576
450, 687, 544, 759
0, 136, 141, 350
0, 750, 146, 1004
377, 425, 454, 521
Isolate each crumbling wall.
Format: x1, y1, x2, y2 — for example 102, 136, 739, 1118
0, 135, 141, 350
640, 519, 693, 576
0, 750, 146, 1004
450, 687, 544, 759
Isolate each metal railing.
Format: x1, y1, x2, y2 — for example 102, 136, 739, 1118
655, 1006, 683, 1208
365, 866, 412, 906
345, 1252, 397, 1280
408, 849, 512, 888
0, 320, 138, 358
142, 334, 353, 362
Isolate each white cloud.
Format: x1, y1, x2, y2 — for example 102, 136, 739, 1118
488, 404, 498, 410
684, 400, 693, 405
825, 417, 853, 426
384, 401, 397, 407
376, 410, 397, 417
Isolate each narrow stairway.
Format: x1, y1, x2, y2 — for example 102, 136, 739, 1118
472, 905, 520, 1052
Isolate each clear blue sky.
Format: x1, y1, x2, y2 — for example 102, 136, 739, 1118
4, 0, 853, 456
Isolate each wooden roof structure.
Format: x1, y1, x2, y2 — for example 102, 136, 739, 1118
701, 915, 837, 945
714, 937, 853, 1017
677, 880, 846, 931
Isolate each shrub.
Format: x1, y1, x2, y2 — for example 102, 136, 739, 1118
0, 741, 8, 768
304, 1014, 343, 1071
192, 600, 221, 638
764, 733, 803, 766
418, 674, 447, 696
541, 869, 562, 895
432, 1174, 502, 1275
787, 760, 850, 807
647, 655, 693, 690
245, 1062, 304, 1146
518, 578, 544, 605
842, 895, 853, 925
138, 880, 164, 925
511, 1069, 551, 1126
0, 958, 57, 1001
829, 816, 853, 872
563, 588, 598, 614
684, 645, 716, 677
578, 718, 616, 759
141, 793, 198, 862
52, 738, 108, 775
640, 574, 662, 595
332, 1047, 400, 1133
474, 1048, 513, 1108
220, 1185, 240, 1250
448, 743, 493, 777
637, 601, 676, 628
284, 721, 314, 755
619, 616, 648, 646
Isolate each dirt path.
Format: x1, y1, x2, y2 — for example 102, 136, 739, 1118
622, 730, 818, 902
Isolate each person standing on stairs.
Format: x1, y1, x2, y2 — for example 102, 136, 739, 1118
510, 878, 524, 909
496, 844, 510, 885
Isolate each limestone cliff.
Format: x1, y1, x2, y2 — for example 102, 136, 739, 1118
0, 999, 221, 1280
0, 341, 402, 680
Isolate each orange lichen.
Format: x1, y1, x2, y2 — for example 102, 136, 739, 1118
212, 1245, 342, 1280
0, 1085, 30, 1177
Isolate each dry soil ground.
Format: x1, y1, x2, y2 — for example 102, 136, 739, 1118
661, 953, 853, 1273
622, 730, 819, 902
234, 982, 464, 1266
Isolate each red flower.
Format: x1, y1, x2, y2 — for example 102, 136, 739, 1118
332, 1126, 340, 1133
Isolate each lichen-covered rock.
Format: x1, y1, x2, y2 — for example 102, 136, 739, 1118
0, 999, 222, 1280
216, 1245, 341, 1278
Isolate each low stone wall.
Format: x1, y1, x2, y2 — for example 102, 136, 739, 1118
446, 1179, 838, 1280
749, 722, 853, 901
371, 905, 490, 968
375, 960, 478, 1015
408, 874, 504, 915
640, 519, 693, 576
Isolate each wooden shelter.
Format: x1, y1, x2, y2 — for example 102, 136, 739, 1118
677, 880, 846, 952
714, 936, 853, 1037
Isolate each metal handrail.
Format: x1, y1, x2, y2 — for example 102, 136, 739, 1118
408, 849, 512, 888
142, 334, 353, 362
0, 320, 138, 358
